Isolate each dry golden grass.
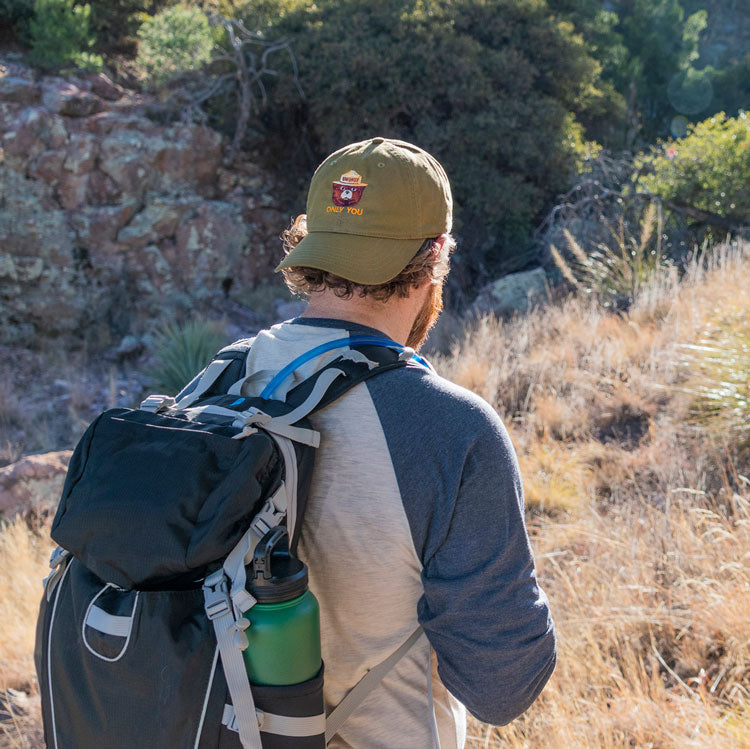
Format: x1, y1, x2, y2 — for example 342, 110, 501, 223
1, 241, 748, 748
0, 520, 53, 692
436, 241, 750, 512
465, 492, 750, 748
436, 241, 750, 746
0, 519, 52, 749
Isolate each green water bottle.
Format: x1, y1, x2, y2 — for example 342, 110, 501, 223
241, 527, 322, 686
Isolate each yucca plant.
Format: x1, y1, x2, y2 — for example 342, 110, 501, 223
677, 312, 750, 451
550, 202, 671, 304
148, 319, 228, 395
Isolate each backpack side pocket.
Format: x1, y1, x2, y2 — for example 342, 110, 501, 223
220, 667, 326, 749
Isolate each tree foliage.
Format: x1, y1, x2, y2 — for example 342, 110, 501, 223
0, 0, 33, 34
86, 1, 170, 55
637, 111, 750, 229
135, 3, 214, 88
28, 0, 103, 71
244, 0, 612, 276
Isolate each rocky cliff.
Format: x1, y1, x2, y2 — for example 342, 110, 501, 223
0, 57, 289, 346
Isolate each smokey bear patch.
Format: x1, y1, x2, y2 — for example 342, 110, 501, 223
332, 170, 368, 206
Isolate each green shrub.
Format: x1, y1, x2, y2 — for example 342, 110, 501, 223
28, 0, 102, 71
87, 0, 169, 56
135, 4, 214, 89
245, 0, 612, 276
0, 0, 34, 35
148, 319, 228, 395
637, 112, 750, 228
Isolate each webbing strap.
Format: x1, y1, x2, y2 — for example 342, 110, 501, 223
265, 432, 299, 545
262, 421, 321, 448
173, 359, 233, 410
43, 546, 71, 601
227, 368, 277, 397
85, 606, 132, 637
270, 367, 346, 426
222, 522, 262, 615
222, 704, 326, 738
203, 571, 262, 749
222, 432, 298, 610
183, 405, 321, 448
325, 626, 425, 744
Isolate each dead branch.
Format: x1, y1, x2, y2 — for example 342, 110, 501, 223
173, 12, 304, 164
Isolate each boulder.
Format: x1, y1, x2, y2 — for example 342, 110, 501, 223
0, 76, 40, 105
473, 267, 548, 316
63, 133, 99, 175
86, 169, 122, 205
84, 111, 152, 137
28, 149, 66, 185
0, 60, 287, 345
116, 196, 197, 249
83, 72, 126, 101
69, 201, 139, 250
57, 172, 90, 210
0, 107, 68, 169
99, 129, 158, 198
156, 125, 223, 193
0, 451, 72, 518
172, 201, 250, 297
41, 78, 103, 117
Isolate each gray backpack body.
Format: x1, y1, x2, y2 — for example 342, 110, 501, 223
35, 338, 424, 748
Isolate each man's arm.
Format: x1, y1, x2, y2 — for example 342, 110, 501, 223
367, 368, 556, 725
417, 415, 556, 725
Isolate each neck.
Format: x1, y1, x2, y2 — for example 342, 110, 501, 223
299, 288, 424, 345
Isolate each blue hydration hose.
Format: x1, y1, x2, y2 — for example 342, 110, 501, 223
260, 336, 432, 400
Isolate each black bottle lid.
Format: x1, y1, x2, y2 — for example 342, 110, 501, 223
249, 526, 309, 603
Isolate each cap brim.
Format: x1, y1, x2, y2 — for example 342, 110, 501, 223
275, 232, 425, 285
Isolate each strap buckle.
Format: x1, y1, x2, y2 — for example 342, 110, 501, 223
49, 545, 70, 569
140, 394, 176, 413
250, 486, 287, 538
203, 572, 232, 621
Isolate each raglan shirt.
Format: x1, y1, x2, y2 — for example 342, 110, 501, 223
216, 318, 556, 749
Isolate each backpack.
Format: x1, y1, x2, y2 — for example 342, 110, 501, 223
34, 336, 427, 749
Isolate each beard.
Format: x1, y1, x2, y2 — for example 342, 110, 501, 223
407, 281, 443, 350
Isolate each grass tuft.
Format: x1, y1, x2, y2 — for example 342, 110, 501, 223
550, 202, 671, 303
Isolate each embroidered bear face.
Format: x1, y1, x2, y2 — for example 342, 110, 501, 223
332, 170, 368, 206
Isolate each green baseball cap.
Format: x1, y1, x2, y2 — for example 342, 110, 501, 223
275, 137, 453, 285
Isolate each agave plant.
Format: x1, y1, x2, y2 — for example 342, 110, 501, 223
148, 319, 229, 395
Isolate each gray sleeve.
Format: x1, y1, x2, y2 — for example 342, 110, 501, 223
367, 367, 556, 725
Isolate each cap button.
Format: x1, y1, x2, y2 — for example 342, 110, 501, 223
371, 137, 385, 144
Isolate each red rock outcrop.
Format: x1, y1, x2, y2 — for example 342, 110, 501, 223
0, 58, 289, 345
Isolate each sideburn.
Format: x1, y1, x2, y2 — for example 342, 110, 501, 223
407, 282, 444, 350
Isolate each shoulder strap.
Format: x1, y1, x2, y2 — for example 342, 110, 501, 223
325, 627, 425, 744
283, 340, 427, 416
261, 336, 430, 401
164, 338, 255, 408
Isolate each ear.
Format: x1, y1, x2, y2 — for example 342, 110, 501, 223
434, 234, 449, 252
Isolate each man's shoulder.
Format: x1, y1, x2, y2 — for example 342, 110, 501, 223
367, 361, 505, 440
363, 363, 513, 485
